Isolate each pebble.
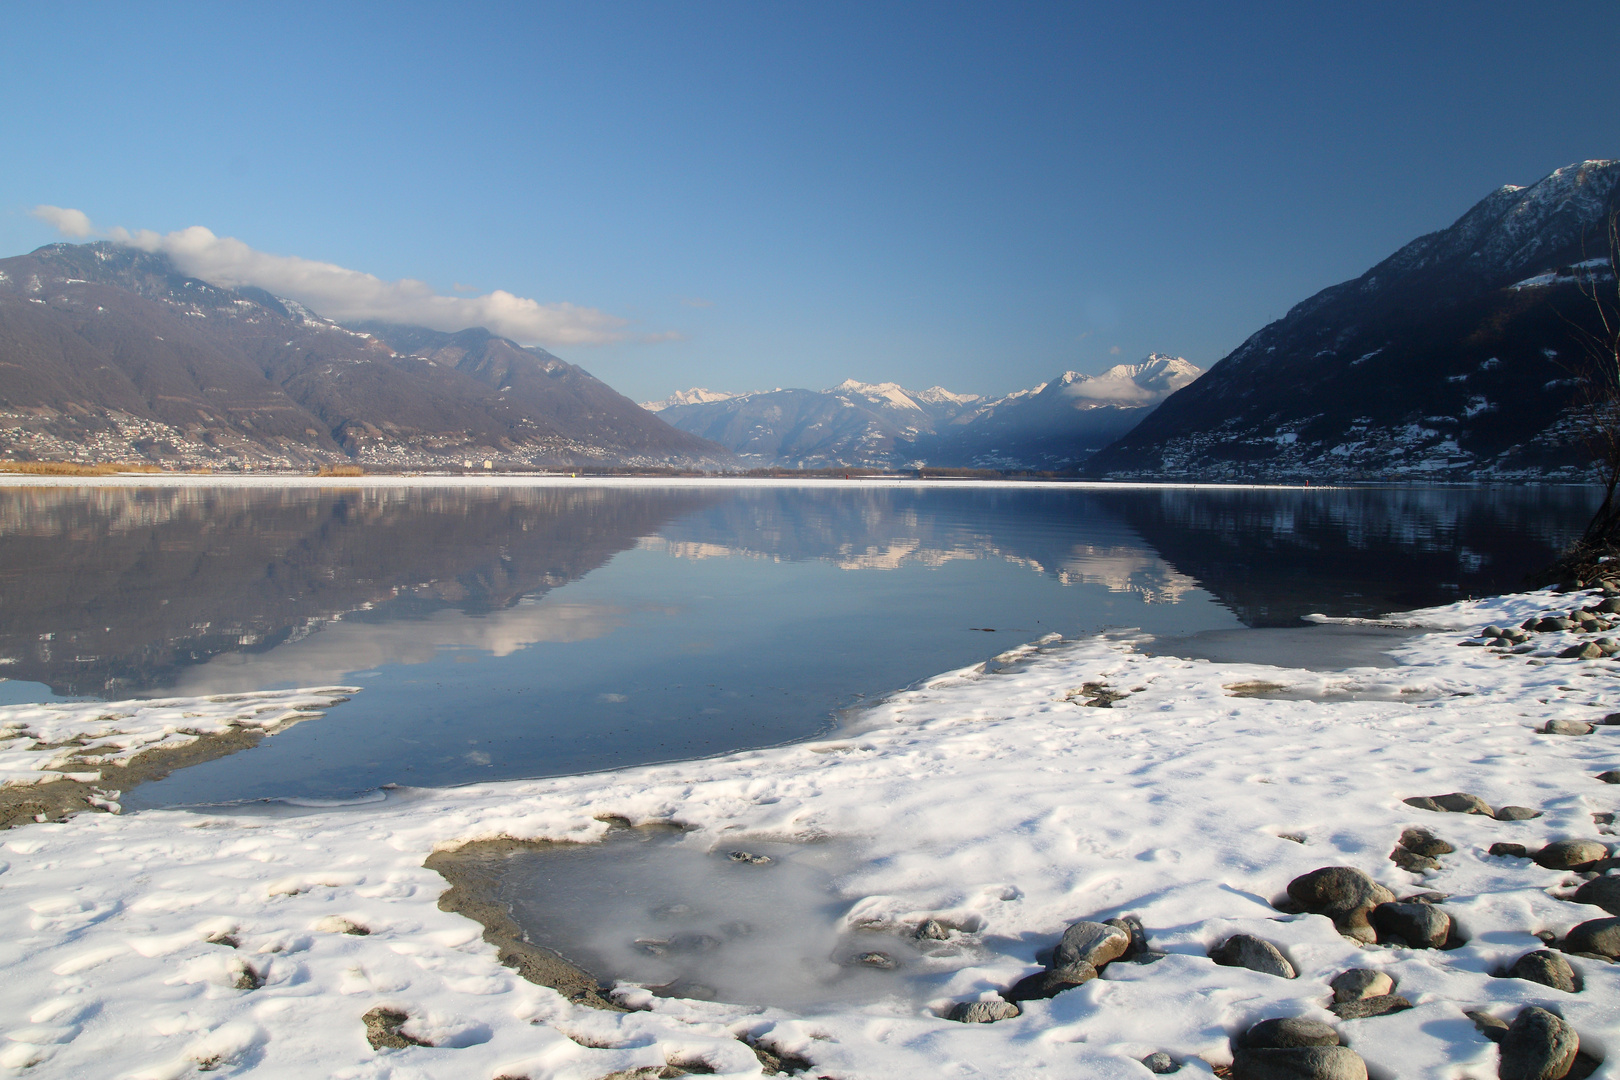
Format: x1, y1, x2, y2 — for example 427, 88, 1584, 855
1329, 994, 1412, 1020
1572, 875, 1620, 915
1210, 934, 1296, 978
1105, 914, 1149, 960
1328, 968, 1392, 1002
914, 918, 950, 940
947, 999, 1021, 1023
1141, 1051, 1179, 1074
1534, 839, 1610, 870
1556, 644, 1604, 660
1507, 950, 1578, 993
1542, 718, 1596, 735
1496, 805, 1542, 821
1053, 920, 1130, 969
1371, 901, 1450, 948
1004, 961, 1097, 1002
1286, 866, 1396, 943
1397, 828, 1453, 857
1230, 1046, 1368, 1080
1499, 1006, 1579, 1080
1389, 848, 1439, 873
726, 851, 773, 865
1562, 917, 1620, 958
1491, 842, 1531, 858
1241, 1017, 1339, 1049
1403, 792, 1494, 815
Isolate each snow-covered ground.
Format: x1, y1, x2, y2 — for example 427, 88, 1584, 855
1, 590, 1617, 1079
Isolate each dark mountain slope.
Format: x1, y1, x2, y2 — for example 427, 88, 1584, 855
1088, 160, 1620, 480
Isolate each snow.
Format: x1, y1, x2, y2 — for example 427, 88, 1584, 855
0, 586, 1617, 1077
824, 380, 926, 412
1052, 355, 1203, 406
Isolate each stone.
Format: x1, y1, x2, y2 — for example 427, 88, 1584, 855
1543, 717, 1596, 734
1230, 1046, 1368, 1080
1142, 1051, 1179, 1074
362, 1007, 431, 1050
1467, 1010, 1510, 1043
1562, 917, 1620, 958
947, 999, 1020, 1023
1572, 875, 1620, 915
1105, 914, 1148, 959
1595, 597, 1620, 613
1603, 712, 1620, 725
1557, 644, 1604, 660
1390, 848, 1439, 873
1405, 792, 1494, 815
1211, 934, 1296, 978
1371, 901, 1450, 948
1053, 920, 1130, 969
1534, 840, 1610, 870
1398, 828, 1454, 857
1004, 961, 1097, 1002
1507, 950, 1578, 993
1496, 806, 1543, 821
1499, 1006, 1579, 1080
1329, 994, 1412, 1020
1491, 842, 1532, 858
1286, 866, 1397, 943
1598, 770, 1620, 784
1241, 1017, 1338, 1049
727, 851, 773, 865
1484, 625, 1506, 637
914, 918, 950, 940
1329, 968, 1393, 1002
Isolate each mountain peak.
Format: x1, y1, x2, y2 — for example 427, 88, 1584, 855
640, 387, 743, 411
1050, 355, 1203, 406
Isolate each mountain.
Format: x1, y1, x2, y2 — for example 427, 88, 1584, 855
639, 387, 745, 411
0, 242, 728, 469
645, 359, 1199, 470
1089, 160, 1620, 480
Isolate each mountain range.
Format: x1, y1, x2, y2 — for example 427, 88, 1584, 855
643, 355, 1202, 470
0, 243, 726, 469
1088, 159, 1620, 480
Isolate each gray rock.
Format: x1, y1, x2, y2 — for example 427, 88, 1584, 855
1499, 1006, 1579, 1080
1483, 625, 1506, 637
1572, 875, 1620, 915
1329, 994, 1412, 1019
1398, 828, 1454, 857
1543, 717, 1596, 734
1467, 1010, 1510, 1043
1286, 867, 1397, 943
1329, 968, 1393, 1002
1105, 914, 1149, 959
1597, 770, 1620, 784
947, 999, 1020, 1023
1491, 842, 1532, 859
1211, 934, 1296, 978
1603, 712, 1620, 725
1231, 1046, 1367, 1080
1557, 644, 1604, 660
1141, 1051, 1178, 1074
727, 851, 773, 865
1562, 917, 1620, 958
1053, 920, 1130, 969
914, 918, 950, 940
1404, 792, 1494, 815
1496, 806, 1543, 821
1389, 848, 1440, 873
1371, 901, 1450, 948
1242, 1017, 1340, 1048
1004, 961, 1097, 1002
1534, 839, 1610, 870
1507, 950, 1578, 993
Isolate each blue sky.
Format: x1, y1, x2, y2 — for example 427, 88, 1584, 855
3, 3, 1617, 402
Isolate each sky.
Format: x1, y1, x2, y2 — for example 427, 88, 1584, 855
3, 3, 1618, 404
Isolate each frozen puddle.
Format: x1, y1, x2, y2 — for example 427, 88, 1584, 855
498, 828, 982, 1011
1139, 622, 1423, 671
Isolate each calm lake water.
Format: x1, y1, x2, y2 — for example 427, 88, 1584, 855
0, 480, 1596, 808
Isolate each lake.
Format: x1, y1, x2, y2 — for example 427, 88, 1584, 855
0, 479, 1596, 808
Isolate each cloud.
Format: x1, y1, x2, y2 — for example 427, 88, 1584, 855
1109, 345, 1122, 355
32, 207, 648, 347
31, 205, 94, 238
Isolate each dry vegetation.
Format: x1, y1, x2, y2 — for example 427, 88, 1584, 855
0, 461, 165, 476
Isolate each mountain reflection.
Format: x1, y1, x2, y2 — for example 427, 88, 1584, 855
0, 483, 1597, 698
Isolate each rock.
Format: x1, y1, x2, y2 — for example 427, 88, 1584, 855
1484, 625, 1506, 637
1053, 920, 1130, 969
727, 851, 773, 865
1105, 914, 1149, 959
1598, 770, 1620, 784
1242, 1017, 1340, 1049
1398, 828, 1454, 857
1491, 842, 1532, 858
1287, 867, 1397, 942
1404, 792, 1494, 815
1142, 1051, 1179, 1074
1467, 1010, 1510, 1043
1371, 901, 1450, 948
362, 1007, 430, 1050
1507, 950, 1578, 993
1004, 961, 1097, 1002
914, 918, 950, 940
1231, 1046, 1368, 1080
1497, 806, 1543, 821
1604, 712, 1620, 725
1557, 644, 1604, 660
1390, 848, 1440, 873
1499, 1006, 1579, 1080
855, 951, 897, 969
1211, 934, 1296, 978
947, 999, 1020, 1023
1329, 994, 1412, 1020
1572, 875, 1620, 915
1329, 968, 1393, 1002
1534, 840, 1610, 870
1543, 717, 1596, 734
1562, 917, 1620, 958
1595, 598, 1620, 613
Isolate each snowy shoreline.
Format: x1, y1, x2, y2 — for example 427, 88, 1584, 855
1, 590, 1617, 1078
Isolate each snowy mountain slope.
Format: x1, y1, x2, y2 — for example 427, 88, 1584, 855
1089, 160, 1620, 480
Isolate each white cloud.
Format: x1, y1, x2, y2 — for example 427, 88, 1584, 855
30, 205, 94, 238
32, 208, 643, 347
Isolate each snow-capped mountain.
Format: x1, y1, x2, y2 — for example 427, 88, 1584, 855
639, 387, 747, 411
647, 357, 1200, 470
1090, 159, 1620, 480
